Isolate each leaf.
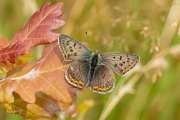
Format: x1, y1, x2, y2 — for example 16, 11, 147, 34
0, 38, 8, 48
0, 2, 65, 73
0, 43, 79, 118
1, 43, 72, 103
0, 52, 33, 74
0, 92, 77, 119
0, 41, 33, 73
0, 41, 27, 65
10, 2, 65, 48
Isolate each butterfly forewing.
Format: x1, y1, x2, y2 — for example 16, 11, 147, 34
89, 65, 115, 94
58, 34, 92, 61
100, 53, 140, 76
65, 60, 90, 88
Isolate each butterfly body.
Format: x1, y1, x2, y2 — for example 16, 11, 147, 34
88, 50, 101, 86
58, 34, 140, 94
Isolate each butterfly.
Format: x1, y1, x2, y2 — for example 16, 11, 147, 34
58, 34, 140, 94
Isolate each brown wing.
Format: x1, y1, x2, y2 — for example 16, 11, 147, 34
100, 53, 140, 76
89, 65, 115, 94
58, 34, 92, 61
65, 60, 90, 88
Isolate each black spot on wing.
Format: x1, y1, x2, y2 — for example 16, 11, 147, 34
74, 43, 76, 47
114, 64, 117, 67
102, 74, 106, 78
120, 56, 122, 60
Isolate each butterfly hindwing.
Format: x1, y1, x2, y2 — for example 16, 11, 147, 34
89, 65, 115, 94
65, 60, 90, 88
58, 34, 92, 61
100, 53, 140, 76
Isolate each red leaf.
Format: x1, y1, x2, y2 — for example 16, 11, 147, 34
10, 2, 65, 50
0, 41, 27, 64
0, 42, 79, 103
0, 2, 65, 71
0, 38, 8, 49
0, 43, 79, 118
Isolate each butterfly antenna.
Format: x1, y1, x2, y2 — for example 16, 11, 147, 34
85, 32, 96, 50
85, 32, 92, 42
100, 40, 117, 51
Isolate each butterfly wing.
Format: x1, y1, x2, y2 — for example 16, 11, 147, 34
100, 53, 140, 76
65, 60, 90, 88
58, 34, 92, 61
89, 65, 115, 94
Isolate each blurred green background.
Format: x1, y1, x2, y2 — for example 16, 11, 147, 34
0, 0, 180, 120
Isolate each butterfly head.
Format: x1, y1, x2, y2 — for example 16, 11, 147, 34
94, 49, 99, 54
